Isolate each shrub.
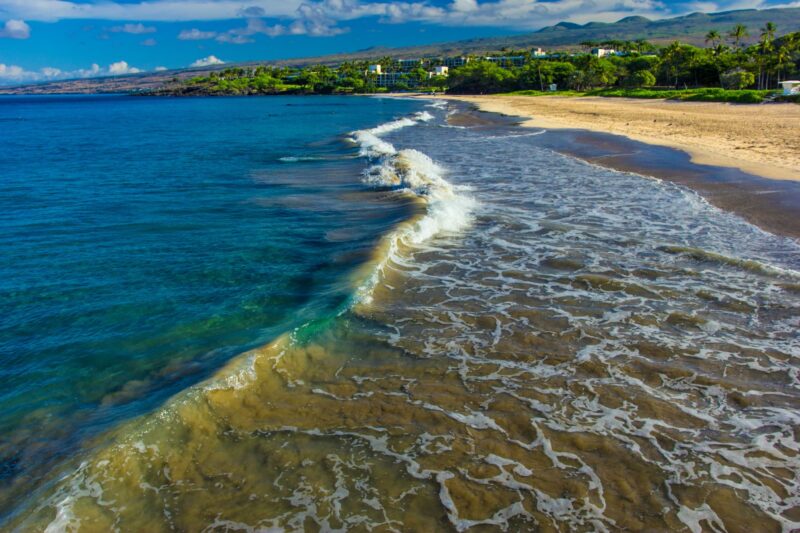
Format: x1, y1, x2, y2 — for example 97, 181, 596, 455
624, 70, 656, 88
720, 68, 755, 90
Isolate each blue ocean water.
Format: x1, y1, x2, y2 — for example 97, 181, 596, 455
0, 94, 423, 509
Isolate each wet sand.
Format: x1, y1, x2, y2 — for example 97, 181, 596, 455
445, 102, 800, 241
441, 95, 800, 182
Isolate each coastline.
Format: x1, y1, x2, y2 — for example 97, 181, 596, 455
438, 95, 800, 182
425, 95, 800, 240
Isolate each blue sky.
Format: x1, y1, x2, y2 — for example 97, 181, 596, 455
0, 0, 795, 84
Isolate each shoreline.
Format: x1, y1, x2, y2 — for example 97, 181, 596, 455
428, 95, 800, 240
437, 95, 800, 182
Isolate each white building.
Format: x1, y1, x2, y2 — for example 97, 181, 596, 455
444, 57, 470, 68
591, 48, 616, 58
367, 64, 382, 75
397, 59, 424, 71
444, 57, 468, 68
779, 80, 800, 95
485, 56, 526, 67
429, 66, 449, 77
377, 72, 416, 88
532, 48, 547, 57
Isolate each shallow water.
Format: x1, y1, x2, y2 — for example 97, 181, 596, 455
5, 97, 800, 532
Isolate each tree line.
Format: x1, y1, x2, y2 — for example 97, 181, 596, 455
448, 24, 799, 94
163, 23, 800, 98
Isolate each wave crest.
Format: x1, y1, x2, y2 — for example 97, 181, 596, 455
350, 111, 477, 303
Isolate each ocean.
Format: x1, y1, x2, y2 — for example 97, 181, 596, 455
1, 95, 799, 531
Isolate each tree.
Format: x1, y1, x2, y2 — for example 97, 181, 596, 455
705, 30, 721, 48
721, 68, 754, 89
729, 24, 749, 49
378, 56, 396, 72
569, 56, 617, 90
757, 22, 777, 89
659, 41, 702, 87
775, 43, 793, 83
296, 70, 320, 92
411, 67, 429, 87
447, 61, 516, 93
624, 70, 656, 87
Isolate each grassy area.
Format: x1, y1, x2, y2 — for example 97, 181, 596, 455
502, 87, 780, 103
588, 87, 777, 103
502, 90, 585, 97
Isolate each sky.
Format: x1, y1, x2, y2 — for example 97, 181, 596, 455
0, 0, 796, 84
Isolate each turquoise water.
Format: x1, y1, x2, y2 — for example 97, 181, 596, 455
0, 95, 422, 512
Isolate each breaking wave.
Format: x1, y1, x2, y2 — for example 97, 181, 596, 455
349, 111, 477, 303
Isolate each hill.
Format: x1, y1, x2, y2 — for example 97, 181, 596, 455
2, 6, 799, 95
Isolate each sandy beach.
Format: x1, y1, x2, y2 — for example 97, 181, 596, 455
440, 95, 800, 182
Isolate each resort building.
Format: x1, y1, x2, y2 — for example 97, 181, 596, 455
397, 59, 425, 71
485, 55, 526, 67
591, 48, 617, 57
367, 64, 382, 75
429, 66, 449, 78
780, 80, 800, 95
532, 48, 547, 57
376, 72, 415, 88
444, 56, 470, 68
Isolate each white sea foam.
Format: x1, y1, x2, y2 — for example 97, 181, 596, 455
350, 111, 477, 303
44, 497, 79, 533
278, 155, 323, 163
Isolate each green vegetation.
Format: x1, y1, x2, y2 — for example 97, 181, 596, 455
159, 61, 444, 96
588, 87, 775, 103
504, 87, 775, 102
157, 22, 800, 103
447, 26, 800, 101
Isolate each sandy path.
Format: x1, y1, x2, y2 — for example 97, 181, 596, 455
440, 95, 800, 181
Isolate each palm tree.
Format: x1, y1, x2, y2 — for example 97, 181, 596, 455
761, 22, 777, 42
729, 24, 749, 49
758, 22, 777, 89
378, 56, 394, 72
705, 30, 722, 49
775, 44, 791, 83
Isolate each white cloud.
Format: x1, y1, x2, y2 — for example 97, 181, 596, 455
0, 64, 31, 81
40, 67, 63, 77
190, 55, 225, 67
141, 37, 157, 45
0, 19, 31, 39
110, 22, 155, 33
451, 0, 479, 12
178, 28, 217, 40
214, 3, 347, 42
0, 1, 302, 22
216, 32, 255, 44
108, 60, 142, 74
80, 63, 102, 77
0, 62, 112, 85
155, 66, 168, 71
0, 0, 792, 33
